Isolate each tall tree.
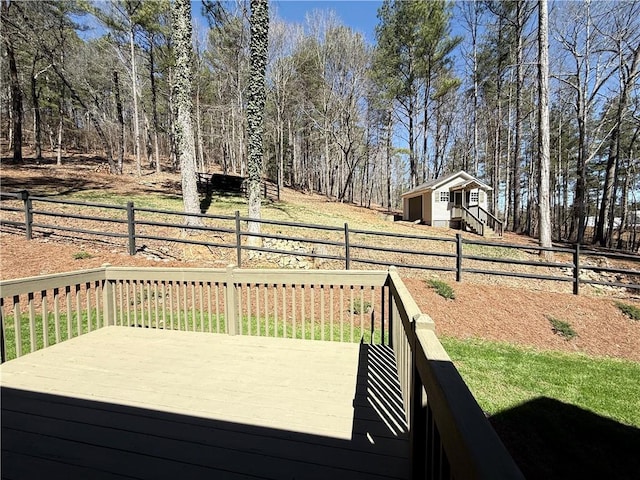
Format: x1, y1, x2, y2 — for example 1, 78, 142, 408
538, 0, 552, 254
1, 0, 23, 162
594, 2, 640, 247
246, 0, 269, 236
171, 0, 201, 226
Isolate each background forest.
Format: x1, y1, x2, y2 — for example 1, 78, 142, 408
1, 0, 639, 251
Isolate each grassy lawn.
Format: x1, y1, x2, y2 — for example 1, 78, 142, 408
441, 337, 640, 479
2, 311, 382, 361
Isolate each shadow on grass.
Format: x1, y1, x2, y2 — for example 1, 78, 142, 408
490, 396, 640, 480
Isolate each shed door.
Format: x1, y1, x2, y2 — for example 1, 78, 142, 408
408, 196, 422, 222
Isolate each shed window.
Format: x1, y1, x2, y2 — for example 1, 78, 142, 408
470, 191, 479, 203
479, 191, 485, 202
439, 191, 449, 203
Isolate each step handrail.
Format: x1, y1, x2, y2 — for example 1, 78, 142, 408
477, 205, 503, 236
461, 206, 484, 236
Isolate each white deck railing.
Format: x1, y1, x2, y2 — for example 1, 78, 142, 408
0, 266, 523, 479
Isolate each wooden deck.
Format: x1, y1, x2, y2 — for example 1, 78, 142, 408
1, 327, 409, 479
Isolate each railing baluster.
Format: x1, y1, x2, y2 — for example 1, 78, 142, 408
339, 286, 344, 342
13, 295, 22, 358
253, 284, 258, 335
154, 282, 160, 329
206, 282, 212, 333
281, 283, 287, 338
42, 290, 49, 348
273, 284, 278, 338
145, 281, 152, 328
65, 286, 72, 340
53, 288, 61, 343
191, 282, 197, 332
169, 282, 175, 330
199, 282, 204, 332
310, 285, 316, 341
85, 282, 92, 333
214, 282, 220, 333
244, 284, 250, 335
330, 285, 334, 342
125, 281, 131, 327
95, 281, 102, 329
291, 285, 296, 339
161, 282, 167, 329
301, 285, 306, 340
28, 292, 36, 352
74, 284, 81, 336
262, 284, 268, 337
350, 286, 355, 343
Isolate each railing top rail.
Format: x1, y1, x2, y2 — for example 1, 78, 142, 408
477, 205, 503, 225
413, 328, 525, 479
232, 268, 388, 287
0, 267, 107, 298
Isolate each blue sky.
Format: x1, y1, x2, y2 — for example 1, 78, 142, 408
271, 1, 382, 44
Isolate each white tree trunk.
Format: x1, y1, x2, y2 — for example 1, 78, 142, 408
538, 0, 552, 255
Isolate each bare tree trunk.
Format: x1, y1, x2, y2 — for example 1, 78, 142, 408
148, 40, 161, 174
113, 70, 125, 174
56, 89, 64, 165
172, 0, 202, 226
3, 0, 22, 162
129, 27, 142, 176
596, 44, 640, 246
538, 3, 552, 257
246, 0, 269, 238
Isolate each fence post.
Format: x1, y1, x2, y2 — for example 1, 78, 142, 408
235, 210, 242, 267
18, 190, 32, 240
573, 243, 580, 295
126, 201, 136, 255
456, 233, 463, 282
344, 223, 350, 270
102, 264, 115, 326
225, 265, 239, 335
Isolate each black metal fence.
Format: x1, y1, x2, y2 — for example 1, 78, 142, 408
1, 190, 639, 294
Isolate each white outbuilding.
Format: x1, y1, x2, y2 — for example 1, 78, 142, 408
401, 170, 497, 234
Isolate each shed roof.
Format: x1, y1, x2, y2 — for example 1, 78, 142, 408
401, 171, 492, 198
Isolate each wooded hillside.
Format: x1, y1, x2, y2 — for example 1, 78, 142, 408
1, 0, 639, 251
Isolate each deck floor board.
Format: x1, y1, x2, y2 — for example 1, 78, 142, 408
1, 327, 409, 479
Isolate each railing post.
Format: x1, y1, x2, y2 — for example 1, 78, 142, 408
102, 264, 115, 326
456, 233, 463, 282
344, 223, 350, 270
225, 265, 239, 335
0, 298, 5, 363
127, 201, 136, 255
573, 243, 580, 295
18, 190, 32, 240
235, 210, 242, 267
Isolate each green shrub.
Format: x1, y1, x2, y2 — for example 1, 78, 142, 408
615, 301, 640, 321
427, 279, 455, 300
547, 316, 578, 341
350, 299, 372, 314
73, 251, 92, 260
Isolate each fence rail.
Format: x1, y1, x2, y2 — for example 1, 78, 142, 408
0, 265, 524, 479
1, 190, 639, 295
